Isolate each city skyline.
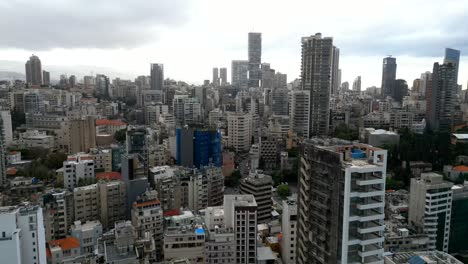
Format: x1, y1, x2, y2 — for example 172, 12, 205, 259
0, 0, 467, 88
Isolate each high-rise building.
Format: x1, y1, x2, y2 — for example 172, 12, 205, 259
227, 112, 252, 152
0, 114, 6, 187
69, 75, 76, 88
41, 190, 74, 241
95, 74, 109, 97
394, 79, 408, 103
281, 197, 297, 264
42, 70, 50, 85
224, 195, 258, 264
248, 32, 262, 88
240, 171, 272, 223
409, 172, 453, 252
444, 48, 460, 85
449, 182, 468, 254
352, 76, 362, 92
69, 116, 97, 154
331, 47, 340, 95
297, 139, 388, 264
0, 111, 12, 147
273, 72, 287, 89
212, 67, 219, 86
381, 56, 397, 98
150, 63, 164, 92
176, 127, 222, 168
426, 62, 457, 131
270, 88, 289, 116
261, 63, 275, 88
231, 60, 249, 89
289, 90, 310, 138
0, 205, 47, 264
220, 67, 227, 85
301, 33, 333, 136
25, 55, 43, 85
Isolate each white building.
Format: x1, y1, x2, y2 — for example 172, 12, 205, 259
227, 112, 252, 152
70, 220, 103, 255
224, 195, 258, 264
281, 198, 297, 264
19, 130, 54, 149
0, 110, 13, 146
204, 206, 236, 264
0, 205, 47, 264
409, 172, 453, 252
63, 153, 95, 190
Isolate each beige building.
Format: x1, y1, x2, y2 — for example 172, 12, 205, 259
69, 116, 96, 154
227, 112, 252, 152
90, 148, 112, 172
73, 180, 126, 229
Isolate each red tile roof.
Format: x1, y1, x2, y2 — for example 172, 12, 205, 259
6, 167, 17, 176
96, 119, 127, 127
96, 172, 121, 181
163, 209, 180, 217
135, 199, 160, 208
453, 165, 468, 173
48, 237, 80, 251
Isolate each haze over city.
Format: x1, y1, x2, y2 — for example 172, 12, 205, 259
1, 0, 468, 88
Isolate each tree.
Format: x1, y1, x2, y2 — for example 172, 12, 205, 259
277, 184, 290, 199
386, 178, 405, 190
225, 170, 241, 187
21, 147, 50, 160
44, 152, 67, 170
332, 123, 359, 141
114, 129, 127, 143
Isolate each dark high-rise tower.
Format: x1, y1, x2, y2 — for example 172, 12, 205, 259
42, 70, 50, 85
231, 60, 249, 89
212, 67, 219, 86
381, 56, 397, 98
220, 67, 227, 85
444, 48, 460, 85
150, 63, 164, 91
426, 62, 457, 131
331, 47, 340, 95
248, 32, 262, 88
301, 33, 333, 136
25, 55, 43, 86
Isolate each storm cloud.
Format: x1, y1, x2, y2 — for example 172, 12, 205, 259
0, 0, 190, 50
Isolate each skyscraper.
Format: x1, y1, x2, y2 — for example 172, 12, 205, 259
301, 33, 333, 136
231, 60, 249, 89
426, 62, 457, 131
352, 76, 361, 92
176, 126, 222, 168
297, 139, 387, 264
220, 67, 227, 85
0, 113, 6, 187
331, 47, 340, 95
444, 48, 460, 85
381, 56, 397, 98
212, 67, 219, 86
150, 63, 164, 91
42, 70, 50, 85
394, 79, 408, 103
248, 32, 262, 88
95, 74, 109, 97
289, 90, 310, 138
25, 55, 43, 85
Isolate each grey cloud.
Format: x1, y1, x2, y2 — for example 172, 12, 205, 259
0, 0, 190, 50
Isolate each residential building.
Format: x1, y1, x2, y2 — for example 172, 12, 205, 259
41, 190, 74, 241
0, 113, 7, 186
89, 148, 112, 173
42, 70, 50, 85
281, 197, 297, 264
69, 116, 97, 154
150, 63, 164, 91
297, 139, 388, 264
227, 112, 252, 152
204, 206, 236, 264
164, 220, 205, 263
426, 62, 457, 131
25, 55, 43, 85
1, 110, 12, 146
220, 67, 228, 85
301, 33, 334, 136
63, 153, 95, 190
248, 32, 262, 88
73, 184, 99, 223
0, 205, 47, 264
212, 67, 219, 86
231, 60, 248, 89
132, 190, 163, 259
97, 221, 138, 263
270, 87, 289, 116
353, 76, 362, 92
444, 48, 460, 85
70, 220, 103, 255
331, 47, 340, 95
382, 56, 397, 98
19, 130, 54, 149
289, 90, 310, 138
240, 171, 272, 223
409, 172, 453, 252
98, 180, 126, 229
223, 195, 258, 264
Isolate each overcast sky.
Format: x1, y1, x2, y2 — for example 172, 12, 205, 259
0, 0, 467, 88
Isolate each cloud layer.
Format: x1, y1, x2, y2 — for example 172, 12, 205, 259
0, 0, 190, 50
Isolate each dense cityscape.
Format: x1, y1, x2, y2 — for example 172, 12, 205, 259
0, 29, 467, 264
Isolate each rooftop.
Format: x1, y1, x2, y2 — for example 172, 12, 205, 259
96, 172, 122, 181
48, 237, 80, 251
384, 251, 462, 264
452, 133, 468, 140
96, 119, 127, 126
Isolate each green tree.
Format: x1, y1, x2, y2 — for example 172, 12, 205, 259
386, 178, 405, 190
44, 152, 68, 170
21, 147, 50, 160
277, 184, 290, 199
225, 170, 241, 187
114, 129, 127, 143
332, 123, 359, 141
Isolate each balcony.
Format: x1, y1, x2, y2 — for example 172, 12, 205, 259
349, 209, 384, 222
355, 173, 384, 186
358, 244, 384, 258
357, 221, 384, 234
